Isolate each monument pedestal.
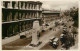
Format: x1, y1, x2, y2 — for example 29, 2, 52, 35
30, 20, 42, 47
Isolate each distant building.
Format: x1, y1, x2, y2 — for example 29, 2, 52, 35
42, 10, 60, 24
2, 1, 42, 39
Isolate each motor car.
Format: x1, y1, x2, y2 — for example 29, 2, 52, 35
20, 35, 26, 39
45, 24, 49, 26
60, 34, 64, 44
49, 28, 52, 30
52, 38, 59, 48
63, 25, 67, 29
42, 30, 45, 32
60, 34, 64, 37
49, 37, 55, 46
63, 30, 67, 34
60, 34, 64, 39
63, 25, 67, 33
63, 29, 68, 34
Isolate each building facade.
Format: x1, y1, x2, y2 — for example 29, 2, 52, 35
2, 1, 42, 39
42, 10, 60, 24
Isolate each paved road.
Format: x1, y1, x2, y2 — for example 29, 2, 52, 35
40, 17, 74, 50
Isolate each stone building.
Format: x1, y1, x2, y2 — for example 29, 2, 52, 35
42, 10, 60, 24
2, 1, 42, 39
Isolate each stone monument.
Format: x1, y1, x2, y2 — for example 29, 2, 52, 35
30, 20, 41, 47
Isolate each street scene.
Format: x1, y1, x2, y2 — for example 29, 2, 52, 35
2, 0, 78, 50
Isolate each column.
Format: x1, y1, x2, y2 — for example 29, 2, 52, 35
31, 4, 32, 10
9, 12, 12, 21
19, 2, 21, 9
2, 1, 5, 8
16, 12, 18, 20
35, 13, 36, 18
30, 4, 31, 10
36, 12, 38, 18
40, 5, 42, 10
15, 1, 18, 9
32, 13, 34, 18
36, 4, 39, 10
40, 13, 42, 18
27, 3, 29, 9
8, 1, 12, 8
23, 2, 25, 9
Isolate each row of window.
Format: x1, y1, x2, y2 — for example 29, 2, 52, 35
2, 21, 33, 39
2, 1, 42, 10
2, 10, 42, 22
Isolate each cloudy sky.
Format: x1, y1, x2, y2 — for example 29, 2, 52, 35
41, 1, 78, 11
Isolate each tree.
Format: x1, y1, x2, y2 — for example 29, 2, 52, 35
70, 8, 78, 27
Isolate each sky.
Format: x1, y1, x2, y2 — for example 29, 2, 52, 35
41, 1, 78, 11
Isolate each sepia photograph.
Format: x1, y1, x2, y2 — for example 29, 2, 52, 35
1, 0, 78, 50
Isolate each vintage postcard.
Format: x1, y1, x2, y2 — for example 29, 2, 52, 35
1, 0, 79, 50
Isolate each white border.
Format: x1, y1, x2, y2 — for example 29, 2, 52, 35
0, 0, 80, 51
